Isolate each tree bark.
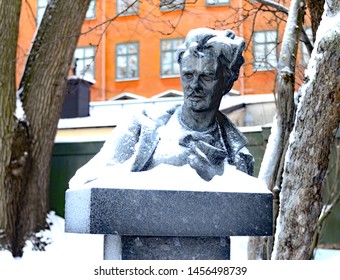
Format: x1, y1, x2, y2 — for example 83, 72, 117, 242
0, 0, 91, 257
306, 0, 325, 41
248, 0, 305, 260
272, 0, 340, 259
0, 0, 22, 253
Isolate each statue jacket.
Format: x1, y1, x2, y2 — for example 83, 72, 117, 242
70, 104, 254, 187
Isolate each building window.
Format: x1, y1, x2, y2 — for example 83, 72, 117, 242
73, 47, 95, 80
206, 0, 230, 6
37, 0, 49, 25
161, 38, 184, 77
37, 0, 96, 24
116, 42, 139, 80
86, 0, 96, 19
117, 0, 139, 16
160, 0, 185, 12
253, 30, 278, 70
301, 27, 313, 67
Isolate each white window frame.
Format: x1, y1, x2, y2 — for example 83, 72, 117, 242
160, 0, 185, 12
301, 27, 313, 67
206, 0, 230, 6
116, 0, 139, 16
116, 42, 139, 81
85, 0, 96, 20
36, 0, 50, 25
73, 46, 96, 81
37, 0, 96, 24
253, 30, 278, 71
160, 38, 184, 77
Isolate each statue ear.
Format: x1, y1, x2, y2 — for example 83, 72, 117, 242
220, 54, 239, 95
229, 37, 246, 83
223, 81, 234, 96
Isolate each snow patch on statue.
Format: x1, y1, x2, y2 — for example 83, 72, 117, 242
70, 163, 268, 193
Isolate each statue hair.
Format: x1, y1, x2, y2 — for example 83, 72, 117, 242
176, 28, 246, 94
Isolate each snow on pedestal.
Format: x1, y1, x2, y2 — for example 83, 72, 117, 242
65, 164, 273, 260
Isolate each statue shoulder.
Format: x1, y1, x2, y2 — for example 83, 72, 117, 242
142, 103, 182, 126
217, 111, 249, 153
216, 112, 254, 176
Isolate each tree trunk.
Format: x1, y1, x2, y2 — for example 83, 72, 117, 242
306, 0, 325, 41
0, 0, 91, 257
272, 0, 340, 259
0, 0, 22, 254
248, 0, 305, 259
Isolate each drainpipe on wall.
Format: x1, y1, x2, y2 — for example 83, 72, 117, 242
101, 0, 106, 100
238, 0, 245, 95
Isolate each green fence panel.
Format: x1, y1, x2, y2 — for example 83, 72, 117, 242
319, 137, 340, 247
50, 141, 103, 217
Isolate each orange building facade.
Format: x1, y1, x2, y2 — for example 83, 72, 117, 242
17, 0, 309, 101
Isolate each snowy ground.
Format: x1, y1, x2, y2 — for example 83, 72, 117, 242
0, 212, 339, 279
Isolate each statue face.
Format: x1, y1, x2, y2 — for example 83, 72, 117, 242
180, 53, 227, 113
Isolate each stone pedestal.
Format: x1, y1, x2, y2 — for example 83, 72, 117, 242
65, 181, 273, 260
120, 236, 230, 260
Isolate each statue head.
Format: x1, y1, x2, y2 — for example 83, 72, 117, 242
176, 28, 246, 96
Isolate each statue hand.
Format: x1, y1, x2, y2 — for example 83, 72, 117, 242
187, 149, 219, 181
179, 133, 228, 181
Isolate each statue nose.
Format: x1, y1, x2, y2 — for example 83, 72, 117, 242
191, 77, 201, 90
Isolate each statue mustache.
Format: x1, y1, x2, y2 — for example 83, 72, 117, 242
187, 88, 204, 97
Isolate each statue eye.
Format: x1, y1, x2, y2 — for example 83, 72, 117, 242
201, 74, 213, 82
183, 73, 193, 79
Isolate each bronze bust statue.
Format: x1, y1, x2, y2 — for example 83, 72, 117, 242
69, 28, 253, 187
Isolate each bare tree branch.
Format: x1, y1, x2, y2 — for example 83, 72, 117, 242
309, 191, 340, 259
255, 0, 314, 55
256, 0, 289, 14
309, 141, 340, 258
